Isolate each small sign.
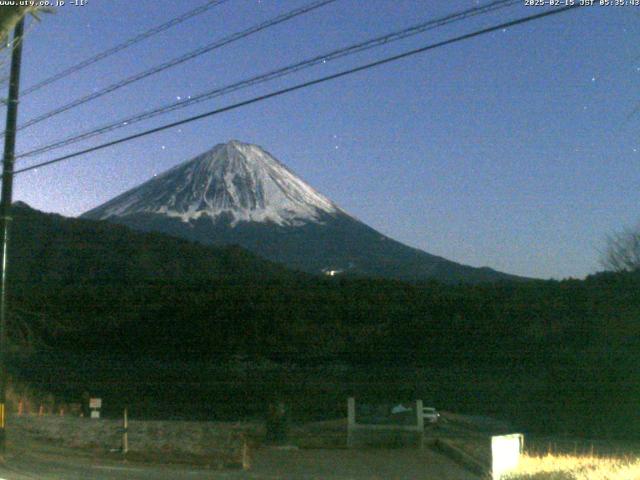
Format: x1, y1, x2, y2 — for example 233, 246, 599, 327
492, 433, 523, 480
90, 410, 100, 419
89, 398, 102, 409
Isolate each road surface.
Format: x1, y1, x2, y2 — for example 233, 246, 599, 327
0, 434, 478, 479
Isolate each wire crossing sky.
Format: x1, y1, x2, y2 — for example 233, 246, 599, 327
8, 0, 640, 280
12, 0, 336, 133
20, 0, 232, 96
11, 5, 580, 176
17, 0, 520, 160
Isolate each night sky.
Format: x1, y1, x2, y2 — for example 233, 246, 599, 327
3, 1, 639, 279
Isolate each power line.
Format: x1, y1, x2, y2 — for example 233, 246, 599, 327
12, 0, 337, 134
12, 4, 582, 178
20, 0, 232, 97
17, 0, 520, 160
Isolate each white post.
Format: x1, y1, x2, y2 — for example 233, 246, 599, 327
241, 436, 250, 470
416, 399, 424, 448
122, 408, 128, 455
347, 397, 356, 448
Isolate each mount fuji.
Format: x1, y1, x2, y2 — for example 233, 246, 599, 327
82, 140, 518, 283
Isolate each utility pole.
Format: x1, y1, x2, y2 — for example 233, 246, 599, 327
0, 16, 25, 454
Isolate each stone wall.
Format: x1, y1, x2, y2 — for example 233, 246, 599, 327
11, 415, 260, 466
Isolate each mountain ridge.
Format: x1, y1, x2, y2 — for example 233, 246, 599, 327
82, 140, 524, 283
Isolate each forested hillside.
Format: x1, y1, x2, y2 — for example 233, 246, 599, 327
8, 203, 640, 437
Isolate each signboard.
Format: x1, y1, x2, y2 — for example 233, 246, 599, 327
89, 398, 102, 409
492, 434, 523, 480
90, 410, 101, 419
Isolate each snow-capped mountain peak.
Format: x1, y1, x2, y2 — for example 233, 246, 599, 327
82, 140, 520, 283
83, 140, 340, 226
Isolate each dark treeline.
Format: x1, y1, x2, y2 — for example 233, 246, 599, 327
7, 204, 640, 437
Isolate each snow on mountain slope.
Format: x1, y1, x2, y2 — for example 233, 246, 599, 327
82, 139, 524, 283
83, 140, 340, 227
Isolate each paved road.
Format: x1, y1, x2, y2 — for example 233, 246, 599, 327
0, 436, 478, 480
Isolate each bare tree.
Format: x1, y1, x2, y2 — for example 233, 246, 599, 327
601, 225, 640, 272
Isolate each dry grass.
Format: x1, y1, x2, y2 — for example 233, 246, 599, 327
504, 453, 640, 480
